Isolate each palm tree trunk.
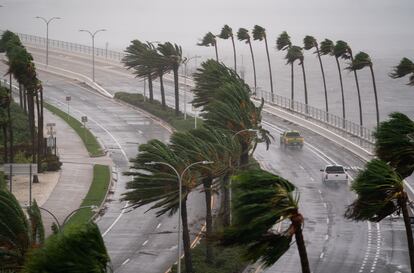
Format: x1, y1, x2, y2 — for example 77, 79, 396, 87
240, 141, 249, 168
203, 176, 214, 263
147, 75, 154, 102
8, 75, 13, 163
264, 36, 274, 102
231, 36, 237, 72
248, 41, 257, 95
301, 62, 309, 114
369, 65, 380, 127
3, 126, 8, 163
18, 84, 23, 109
35, 92, 42, 170
27, 94, 36, 164
292, 213, 311, 273
315, 45, 329, 119
173, 66, 180, 116
291, 63, 294, 109
221, 173, 231, 227
350, 54, 363, 127
23, 88, 27, 114
335, 57, 346, 128
181, 197, 194, 273
399, 193, 414, 273
159, 74, 166, 108
214, 42, 219, 62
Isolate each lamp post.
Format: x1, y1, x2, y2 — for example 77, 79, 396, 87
79, 29, 106, 82
145, 160, 213, 273
183, 55, 201, 120
232, 128, 259, 140
35, 16, 61, 66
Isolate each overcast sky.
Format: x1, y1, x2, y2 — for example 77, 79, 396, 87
0, 0, 413, 57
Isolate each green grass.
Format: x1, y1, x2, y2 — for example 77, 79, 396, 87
114, 92, 203, 131
44, 102, 104, 157
64, 164, 110, 227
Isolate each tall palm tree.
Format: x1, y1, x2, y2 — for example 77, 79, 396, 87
157, 42, 184, 115
218, 25, 236, 71
390, 57, 414, 86
198, 32, 218, 61
285, 46, 308, 111
345, 159, 414, 272
0, 87, 9, 162
222, 170, 310, 273
253, 25, 274, 100
374, 112, 414, 178
346, 51, 380, 127
276, 31, 293, 106
123, 139, 198, 273
237, 28, 257, 94
303, 36, 329, 116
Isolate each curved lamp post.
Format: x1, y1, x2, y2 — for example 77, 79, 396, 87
182, 55, 201, 120
35, 205, 98, 232
145, 160, 213, 273
79, 29, 106, 82
35, 16, 61, 66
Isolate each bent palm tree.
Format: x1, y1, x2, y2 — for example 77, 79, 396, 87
331, 40, 349, 127
304, 35, 329, 116
390, 57, 414, 86
198, 32, 218, 61
347, 51, 380, 127
253, 25, 274, 100
218, 25, 237, 71
222, 170, 310, 273
237, 28, 257, 94
345, 159, 414, 272
276, 32, 293, 106
285, 46, 308, 111
123, 139, 197, 273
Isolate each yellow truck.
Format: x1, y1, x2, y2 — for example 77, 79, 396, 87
280, 130, 304, 150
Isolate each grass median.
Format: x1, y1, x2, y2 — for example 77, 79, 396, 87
44, 102, 104, 157
114, 92, 202, 131
64, 164, 110, 227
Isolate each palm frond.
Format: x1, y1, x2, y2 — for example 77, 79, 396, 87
276, 31, 291, 51
237, 28, 250, 43
218, 25, 233, 39
197, 32, 216, 47
389, 58, 414, 86
319, 39, 334, 56
303, 35, 316, 51
346, 51, 372, 71
252, 25, 266, 41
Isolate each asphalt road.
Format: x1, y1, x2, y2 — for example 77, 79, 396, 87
0, 46, 411, 273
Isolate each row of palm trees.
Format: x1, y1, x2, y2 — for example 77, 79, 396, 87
0, 30, 44, 167
122, 60, 271, 273
198, 26, 380, 128
121, 40, 184, 115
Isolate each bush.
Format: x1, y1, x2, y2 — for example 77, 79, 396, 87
41, 155, 62, 172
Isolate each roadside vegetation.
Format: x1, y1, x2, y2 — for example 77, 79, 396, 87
44, 102, 104, 157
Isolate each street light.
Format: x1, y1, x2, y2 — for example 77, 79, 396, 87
33, 205, 98, 232
35, 16, 61, 66
183, 55, 201, 120
145, 160, 213, 273
79, 28, 107, 82
232, 128, 259, 140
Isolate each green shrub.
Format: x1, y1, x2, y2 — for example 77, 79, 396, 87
41, 155, 62, 172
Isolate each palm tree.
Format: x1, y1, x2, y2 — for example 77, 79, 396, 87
303, 36, 329, 116
253, 25, 274, 100
157, 42, 184, 115
0, 87, 9, 162
23, 222, 110, 273
222, 170, 310, 273
374, 112, 414, 178
285, 46, 308, 111
198, 32, 218, 61
345, 159, 414, 272
346, 51, 380, 127
276, 31, 293, 106
237, 28, 257, 94
218, 25, 237, 71
390, 57, 414, 86
123, 139, 198, 273
171, 127, 241, 263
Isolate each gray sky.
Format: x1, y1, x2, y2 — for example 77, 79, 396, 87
0, 0, 413, 56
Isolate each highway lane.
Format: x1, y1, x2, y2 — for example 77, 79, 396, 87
1, 49, 411, 272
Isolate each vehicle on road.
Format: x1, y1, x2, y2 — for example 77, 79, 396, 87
320, 165, 348, 185
280, 130, 304, 150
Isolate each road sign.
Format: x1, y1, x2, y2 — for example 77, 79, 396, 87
81, 116, 88, 122
66, 96, 71, 101
46, 123, 56, 127
2, 164, 38, 175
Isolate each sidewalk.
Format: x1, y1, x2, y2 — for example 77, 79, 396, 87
13, 108, 111, 234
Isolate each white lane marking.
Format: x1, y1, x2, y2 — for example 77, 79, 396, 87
326, 218, 330, 224
325, 234, 329, 241
156, 223, 162, 229
323, 203, 327, 208
142, 240, 148, 246
310, 177, 314, 181
122, 258, 130, 265
102, 201, 129, 237
320, 252, 325, 259
299, 164, 305, 170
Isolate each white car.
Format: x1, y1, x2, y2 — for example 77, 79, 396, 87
320, 165, 348, 184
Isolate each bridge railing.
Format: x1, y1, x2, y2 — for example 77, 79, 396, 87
257, 88, 375, 150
